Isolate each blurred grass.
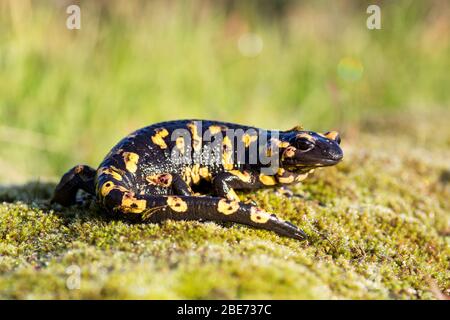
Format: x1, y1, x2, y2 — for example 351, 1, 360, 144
0, 0, 449, 181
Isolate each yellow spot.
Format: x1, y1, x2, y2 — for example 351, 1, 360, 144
223, 136, 232, 148
190, 164, 201, 184
222, 136, 234, 170
295, 173, 309, 182
146, 173, 173, 187
99, 166, 124, 181
208, 125, 223, 135
187, 122, 202, 152
151, 128, 169, 149
74, 165, 84, 174
250, 207, 270, 223
175, 136, 185, 154
121, 192, 147, 214
199, 167, 211, 181
282, 146, 296, 159
100, 181, 115, 197
167, 196, 188, 212
223, 163, 233, 170
226, 189, 240, 201
123, 152, 139, 173
99, 181, 128, 199
229, 170, 252, 183
242, 133, 258, 148
296, 133, 315, 143
271, 138, 290, 148
278, 175, 295, 184
182, 167, 192, 185
277, 168, 295, 184
259, 174, 277, 186
286, 124, 304, 131
217, 199, 240, 215
325, 131, 339, 141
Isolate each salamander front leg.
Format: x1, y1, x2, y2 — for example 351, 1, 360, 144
212, 171, 258, 201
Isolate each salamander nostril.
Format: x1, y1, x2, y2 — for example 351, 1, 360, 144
323, 146, 343, 162
332, 148, 344, 161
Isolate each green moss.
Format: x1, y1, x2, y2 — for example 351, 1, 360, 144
0, 112, 449, 299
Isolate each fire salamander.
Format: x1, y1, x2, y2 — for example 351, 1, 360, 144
52, 120, 343, 241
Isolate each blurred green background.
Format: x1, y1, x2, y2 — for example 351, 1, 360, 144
0, 0, 449, 182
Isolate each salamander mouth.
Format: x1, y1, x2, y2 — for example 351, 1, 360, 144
315, 158, 343, 166
283, 156, 343, 172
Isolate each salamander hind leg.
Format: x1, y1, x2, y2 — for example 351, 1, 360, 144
51, 165, 96, 206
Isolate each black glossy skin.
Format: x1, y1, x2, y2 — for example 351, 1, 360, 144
52, 120, 343, 241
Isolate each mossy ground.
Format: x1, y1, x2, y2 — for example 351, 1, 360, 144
0, 111, 448, 299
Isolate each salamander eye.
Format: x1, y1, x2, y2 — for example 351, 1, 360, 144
296, 138, 314, 152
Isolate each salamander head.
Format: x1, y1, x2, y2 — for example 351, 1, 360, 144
280, 130, 343, 171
